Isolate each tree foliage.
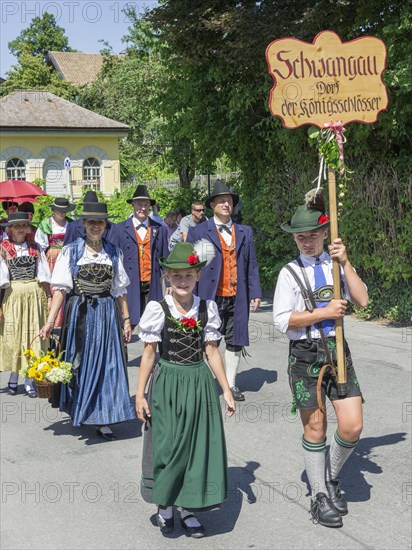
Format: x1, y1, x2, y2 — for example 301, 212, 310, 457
78, 47, 174, 184
8, 13, 74, 60
0, 51, 79, 100
2, 13, 78, 99
145, 0, 411, 320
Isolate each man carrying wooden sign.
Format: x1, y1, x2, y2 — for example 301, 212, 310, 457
269, 31, 387, 527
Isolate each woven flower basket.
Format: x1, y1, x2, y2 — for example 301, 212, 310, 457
35, 380, 55, 399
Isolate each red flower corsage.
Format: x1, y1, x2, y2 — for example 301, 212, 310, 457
187, 254, 199, 265
318, 214, 329, 224
168, 316, 202, 333
181, 318, 198, 329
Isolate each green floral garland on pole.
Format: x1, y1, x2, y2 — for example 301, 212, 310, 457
307, 124, 352, 213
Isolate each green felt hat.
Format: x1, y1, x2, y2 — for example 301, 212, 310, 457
281, 204, 330, 233
159, 242, 207, 269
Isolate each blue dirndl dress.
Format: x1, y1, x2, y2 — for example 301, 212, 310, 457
55, 239, 136, 427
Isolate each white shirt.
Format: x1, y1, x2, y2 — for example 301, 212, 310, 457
133, 216, 149, 240
35, 218, 68, 250
138, 294, 222, 343
0, 257, 10, 288
273, 251, 350, 340
51, 245, 130, 297
0, 242, 51, 285
213, 217, 233, 246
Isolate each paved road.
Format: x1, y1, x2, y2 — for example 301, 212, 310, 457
1, 300, 411, 549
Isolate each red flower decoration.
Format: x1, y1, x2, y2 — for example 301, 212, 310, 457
181, 318, 197, 329
187, 254, 199, 265
318, 214, 329, 224
168, 315, 201, 333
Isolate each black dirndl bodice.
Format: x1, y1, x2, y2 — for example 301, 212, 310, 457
73, 264, 113, 296
8, 256, 37, 280
158, 299, 208, 364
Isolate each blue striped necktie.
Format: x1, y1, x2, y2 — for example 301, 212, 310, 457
314, 257, 334, 336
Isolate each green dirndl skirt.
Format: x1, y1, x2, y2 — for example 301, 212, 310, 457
141, 358, 228, 509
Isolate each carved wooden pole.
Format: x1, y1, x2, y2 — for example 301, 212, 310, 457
327, 166, 347, 396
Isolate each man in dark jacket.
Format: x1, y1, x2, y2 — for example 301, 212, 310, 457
108, 185, 169, 327
187, 180, 261, 401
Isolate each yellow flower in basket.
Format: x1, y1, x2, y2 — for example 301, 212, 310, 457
28, 366, 37, 378
21, 344, 73, 388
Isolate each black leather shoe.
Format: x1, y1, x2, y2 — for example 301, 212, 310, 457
180, 515, 205, 538
25, 389, 37, 398
231, 386, 245, 401
310, 492, 343, 527
156, 509, 174, 534
326, 479, 348, 515
8, 383, 17, 395
96, 428, 117, 441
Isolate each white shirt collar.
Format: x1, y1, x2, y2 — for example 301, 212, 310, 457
133, 216, 148, 228
298, 250, 328, 267
213, 216, 232, 228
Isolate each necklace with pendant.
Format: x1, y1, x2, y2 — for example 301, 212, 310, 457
86, 238, 102, 257
172, 295, 193, 312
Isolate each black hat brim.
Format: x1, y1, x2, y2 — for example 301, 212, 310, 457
205, 192, 239, 209
127, 197, 156, 206
77, 214, 113, 220
51, 204, 75, 213
4, 220, 37, 227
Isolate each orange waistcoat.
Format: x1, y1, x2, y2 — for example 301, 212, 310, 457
216, 227, 237, 297
134, 225, 152, 282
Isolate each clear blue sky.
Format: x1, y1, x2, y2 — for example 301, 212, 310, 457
0, 1, 158, 77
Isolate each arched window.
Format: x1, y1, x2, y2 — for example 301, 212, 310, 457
83, 157, 101, 181
6, 158, 26, 180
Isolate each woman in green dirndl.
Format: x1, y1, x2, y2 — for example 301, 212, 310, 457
136, 241, 235, 538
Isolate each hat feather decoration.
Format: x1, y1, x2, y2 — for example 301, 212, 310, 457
193, 239, 215, 266
305, 187, 326, 213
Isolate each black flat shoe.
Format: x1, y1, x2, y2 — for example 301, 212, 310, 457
8, 383, 17, 396
96, 428, 117, 441
25, 389, 37, 398
310, 492, 343, 528
231, 386, 245, 401
156, 509, 174, 534
180, 515, 205, 538
326, 479, 348, 515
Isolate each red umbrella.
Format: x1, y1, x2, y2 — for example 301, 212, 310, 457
0, 180, 47, 201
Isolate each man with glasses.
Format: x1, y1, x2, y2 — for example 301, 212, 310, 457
109, 185, 169, 327
187, 180, 262, 401
170, 201, 207, 248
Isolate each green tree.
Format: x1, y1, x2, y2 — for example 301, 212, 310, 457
0, 51, 79, 100
79, 48, 172, 183
145, 0, 411, 320
8, 13, 74, 61
121, 9, 199, 187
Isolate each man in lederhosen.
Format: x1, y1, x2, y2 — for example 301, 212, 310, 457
109, 185, 169, 328
187, 180, 261, 401
273, 193, 368, 527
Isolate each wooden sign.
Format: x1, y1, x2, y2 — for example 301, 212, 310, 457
266, 31, 388, 128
